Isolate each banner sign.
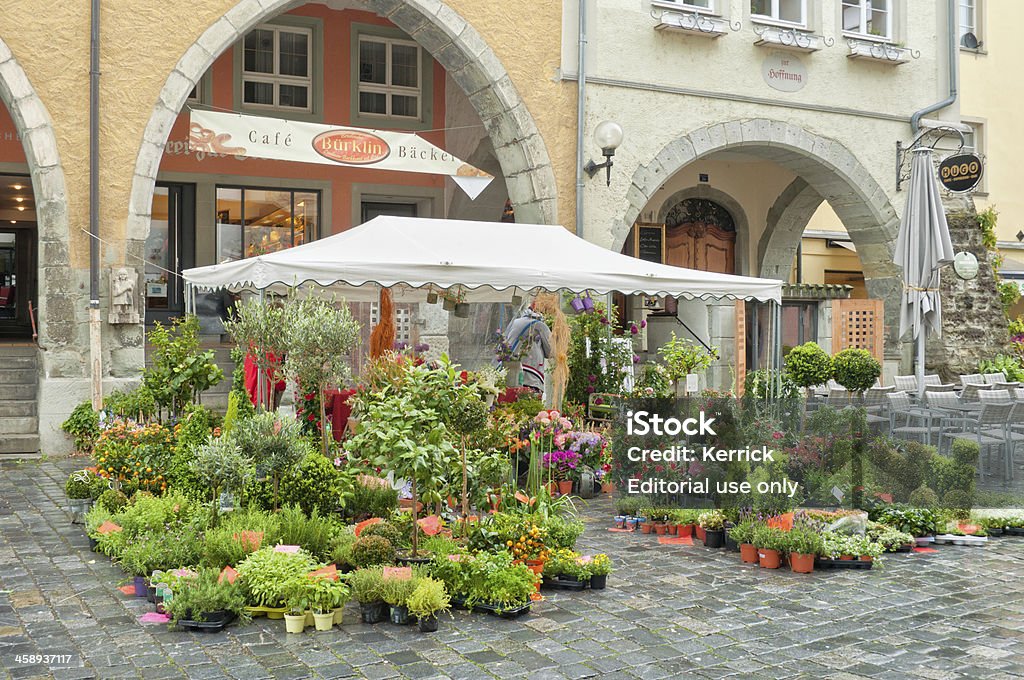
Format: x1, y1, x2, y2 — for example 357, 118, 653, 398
188, 109, 493, 199
937, 152, 983, 193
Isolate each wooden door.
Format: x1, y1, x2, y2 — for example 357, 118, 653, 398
665, 224, 735, 274
832, 299, 884, 365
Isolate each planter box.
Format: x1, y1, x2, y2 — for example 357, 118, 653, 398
653, 8, 731, 38
847, 39, 912, 64
450, 596, 532, 619
934, 534, 988, 546
177, 610, 236, 633
754, 25, 825, 53
814, 557, 873, 570
541, 575, 589, 591
1005, 527, 1024, 536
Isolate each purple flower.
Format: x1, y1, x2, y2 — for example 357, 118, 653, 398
414, 342, 430, 353
630, 324, 639, 335
640, 320, 647, 329
588, 374, 597, 384
633, 355, 641, 364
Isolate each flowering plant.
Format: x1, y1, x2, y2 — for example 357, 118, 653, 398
92, 418, 174, 493
564, 430, 609, 470
542, 450, 580, 481
493, 329, 531, 362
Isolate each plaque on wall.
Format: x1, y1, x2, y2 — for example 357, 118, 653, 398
634, 222, 665, 264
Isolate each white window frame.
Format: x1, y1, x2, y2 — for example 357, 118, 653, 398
959, 0, 983, 49
841, 0, 892, 41
651, 0, 717, 15
241, 24, 313, 113
751, 0, 807, 27
357, 36, 423, 121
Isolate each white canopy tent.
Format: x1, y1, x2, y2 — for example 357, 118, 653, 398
182, 215, 782, 304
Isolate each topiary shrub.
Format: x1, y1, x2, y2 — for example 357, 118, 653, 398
908, 485, 939, 508
279, 451, 342, 517
360, 520, 404, 548
97, 488, 129, 513
832, 348, 881, 394
942, 489, 973, 517
349, 535, 395, 568
785, 342, 833, 392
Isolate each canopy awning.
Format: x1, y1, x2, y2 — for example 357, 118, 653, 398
182, 216, 782, 304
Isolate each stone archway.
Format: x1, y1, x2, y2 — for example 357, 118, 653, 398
613, 119, 903, 348
656, 185, 751, 275
126, 0, 558, 254
758, 178, 824, 280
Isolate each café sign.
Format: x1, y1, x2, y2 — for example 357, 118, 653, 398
937, 152, 984, 193
189, 109, 493, 199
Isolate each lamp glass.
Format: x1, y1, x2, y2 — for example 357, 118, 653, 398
593, 121, 623, 152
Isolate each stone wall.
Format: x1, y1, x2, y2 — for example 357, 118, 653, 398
927, 206, 1010, 380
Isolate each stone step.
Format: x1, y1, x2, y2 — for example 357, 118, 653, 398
0, 368, 37, 384
0, 401, 36, 417
2, 384, 37, 400
0, 434, 39, 454
0, 416, 38, 435
0, 345, 39, 357
0, 355, 38, 369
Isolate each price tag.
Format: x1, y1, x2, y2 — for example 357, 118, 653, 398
832, 486, 845, 502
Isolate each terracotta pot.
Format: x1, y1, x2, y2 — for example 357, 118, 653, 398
790, 552, 815, 574
695, 526, 706, 543
667, 524, 678, 536
860, 555, 873, 562
740, 543, 759, 564
758, 548, 782, 569
677, 524, 693, 538
557, 480, 573, 496
640, 522, 653, 534
654, 523, 668, 536
839, 555, 854, 561
601, 482, 614, 493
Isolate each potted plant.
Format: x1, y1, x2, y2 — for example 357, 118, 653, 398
831, 348, 881, 396
698, 510, 726, 548
542, 450, 580, 496
784, 342, 833, 402
852, 535, 884, 562
189, 436, 252, 527
65, 469, 98, 524
788, 527, 821, 574
282, 576, 313, 634
588, 554, 612, 590
308, 576, 349, 631
235, 547, 318, 618
164, 568, 248, 631
379, 572, 418, 625
752, 525, 787, 569
348, 567, 387, 623
407, 577, 450, 633
658, 332, 718, 397
728, 519, 759, 564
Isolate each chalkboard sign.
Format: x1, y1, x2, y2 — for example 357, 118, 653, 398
634, 223, 665, 264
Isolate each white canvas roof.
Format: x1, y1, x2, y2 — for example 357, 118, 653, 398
182, 216, 781, 304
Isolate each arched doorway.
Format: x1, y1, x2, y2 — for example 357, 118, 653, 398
663, 197, 736, 275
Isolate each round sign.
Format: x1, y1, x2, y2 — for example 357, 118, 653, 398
953, 251, 979, 281
938, 153, 984, 193
762, 52, 806, 92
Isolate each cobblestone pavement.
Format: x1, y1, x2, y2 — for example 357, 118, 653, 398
2, 456, 1024, 680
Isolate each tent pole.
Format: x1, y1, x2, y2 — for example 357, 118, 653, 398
916, 329, 926, 400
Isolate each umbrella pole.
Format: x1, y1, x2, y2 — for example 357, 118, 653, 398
916, 329, 926, 400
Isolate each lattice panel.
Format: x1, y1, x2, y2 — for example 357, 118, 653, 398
832, 299, 884, 364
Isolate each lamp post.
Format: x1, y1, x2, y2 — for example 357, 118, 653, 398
584, 121, 624, 186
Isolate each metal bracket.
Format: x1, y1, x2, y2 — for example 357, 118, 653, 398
651, 9, 741, 33
753, 23, 832, 49
847, 38, 920, 61
895, 125, 966, 192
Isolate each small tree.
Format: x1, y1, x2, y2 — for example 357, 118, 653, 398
232, 411, 307, 510
448, 392, 489, 518
144, 315, 224, 419
223, 297, 288, 411
785, 342, 833, 397
832, 348, 881, 395
283, 293, 361, 455
191, 436, 252, 525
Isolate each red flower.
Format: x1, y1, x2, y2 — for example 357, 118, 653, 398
307, 413, 315, 421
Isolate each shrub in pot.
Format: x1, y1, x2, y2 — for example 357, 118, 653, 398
236, 547, 319, 611
406, 577, 450, 633
350, 535, 396, 568
379, 573, 418, 625
752, 525, 788, 569
784, 342, 833, 399
728, 519, 760, 564
698, 510, 727, 549
164, 568, 249, 628
831, 348, 881, 395
587, 554, 612, 589
348, 567, 387, 623
787, 527, 821, 574
307, 575, 349, 631
65, 470, 97, 523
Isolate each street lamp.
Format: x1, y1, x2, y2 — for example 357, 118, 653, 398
584, 120, 624, 186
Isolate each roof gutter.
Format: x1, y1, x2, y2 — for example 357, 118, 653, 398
911, 0, 958, 132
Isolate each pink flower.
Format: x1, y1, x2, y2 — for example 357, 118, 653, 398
772, 431, 783, 440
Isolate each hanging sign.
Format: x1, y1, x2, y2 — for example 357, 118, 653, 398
937, 153, 984, 193
952, 251, 979, 281
188, 109, 493, 199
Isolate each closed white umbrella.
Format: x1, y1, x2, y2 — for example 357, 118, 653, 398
894, 147, 955, 397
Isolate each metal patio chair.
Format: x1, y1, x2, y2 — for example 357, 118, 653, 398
979, 389, 1013, 404
893, 375, 918, 393
888, 392, 932, 444
939, 402, 1012, 479
983, 372, 1008, 385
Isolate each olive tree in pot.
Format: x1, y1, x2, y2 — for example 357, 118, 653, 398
232, 412, 307, 511
190, 436, 252, 526
406, 577, 450, 633
345, 357, 465, 558
283, 293, 361, 456
658, 332, 718, 397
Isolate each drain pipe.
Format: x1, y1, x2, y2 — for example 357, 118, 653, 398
88, 0, 102, 409
575, 0, 587, 238
911, 0, 958, 132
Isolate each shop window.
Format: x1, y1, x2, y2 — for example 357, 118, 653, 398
842, 0, 891, 40
241, 24, 313, 112
751, 0, 806, 25
215, 186, 319, 263
146, 184, 195, 325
